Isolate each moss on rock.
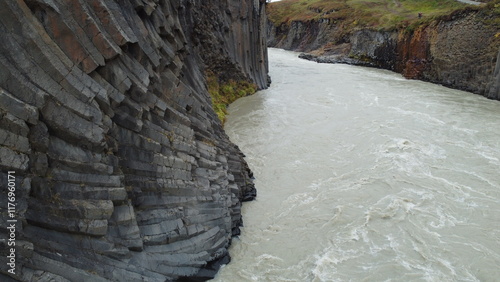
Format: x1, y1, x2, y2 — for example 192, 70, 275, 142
206, 71, 258, 124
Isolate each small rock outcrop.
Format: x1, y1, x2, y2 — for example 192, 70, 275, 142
0, 0, 268, 281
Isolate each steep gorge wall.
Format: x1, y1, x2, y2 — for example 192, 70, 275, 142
0, 0, 268, 281
268, 9, 500, 99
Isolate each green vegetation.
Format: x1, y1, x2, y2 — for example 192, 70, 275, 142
267, 0, 471, 31
480, 0, 500, 28
206, 71, 257, 124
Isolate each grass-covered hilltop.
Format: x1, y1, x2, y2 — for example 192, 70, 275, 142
268, 0, 500, 32
268, 0, 468, 30
266, 0, 500, 99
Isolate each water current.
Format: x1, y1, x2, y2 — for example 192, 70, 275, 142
212, 48, 500, 281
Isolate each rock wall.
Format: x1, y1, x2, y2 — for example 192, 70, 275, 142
0, 0, 268, 281
267, 19, 333, 52
268, 9, 500, 99
418, 14, 498, 98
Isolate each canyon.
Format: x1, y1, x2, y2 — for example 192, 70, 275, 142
1, 0, 499, 281
267, 2, 500, 99
0, 0, 268, 281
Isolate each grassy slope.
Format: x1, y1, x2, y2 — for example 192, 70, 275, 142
267, 0, 472, 31
206, 71, 257, 124
482, 1, 500, 30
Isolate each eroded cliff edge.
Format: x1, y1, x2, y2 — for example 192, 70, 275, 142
0, 0, 268, 281
268, 4, 500, 99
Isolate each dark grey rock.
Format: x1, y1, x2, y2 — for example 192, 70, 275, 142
0, 112, 30, 137
30, 152, 48, 176
0, 87, 39, 124
0, 146, 29, 171
0, 0, 266, 280
29, 122, 49, 152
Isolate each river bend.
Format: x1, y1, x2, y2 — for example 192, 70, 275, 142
213, 48, 500, 282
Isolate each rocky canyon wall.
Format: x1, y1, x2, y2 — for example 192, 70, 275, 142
268, 8, 500, 99
0, 0, 268, 281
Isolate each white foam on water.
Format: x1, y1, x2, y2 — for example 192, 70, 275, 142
212, 49, 500, 282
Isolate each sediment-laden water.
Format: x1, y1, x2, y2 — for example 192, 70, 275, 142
212, 48, 500, 281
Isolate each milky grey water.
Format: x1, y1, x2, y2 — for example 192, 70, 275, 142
212, 48, 500, 281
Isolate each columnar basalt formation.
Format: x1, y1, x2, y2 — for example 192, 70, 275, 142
268, 8, 500, 99
0, 0, 268, 281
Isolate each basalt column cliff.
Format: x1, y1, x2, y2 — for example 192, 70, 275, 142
0, 0, 268, 281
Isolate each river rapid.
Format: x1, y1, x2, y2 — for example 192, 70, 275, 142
212, 49, 500, 281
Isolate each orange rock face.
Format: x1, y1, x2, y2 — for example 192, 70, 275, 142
397, 28, 431, 79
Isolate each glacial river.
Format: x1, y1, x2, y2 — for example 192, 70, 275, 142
212, 49, 500, 281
